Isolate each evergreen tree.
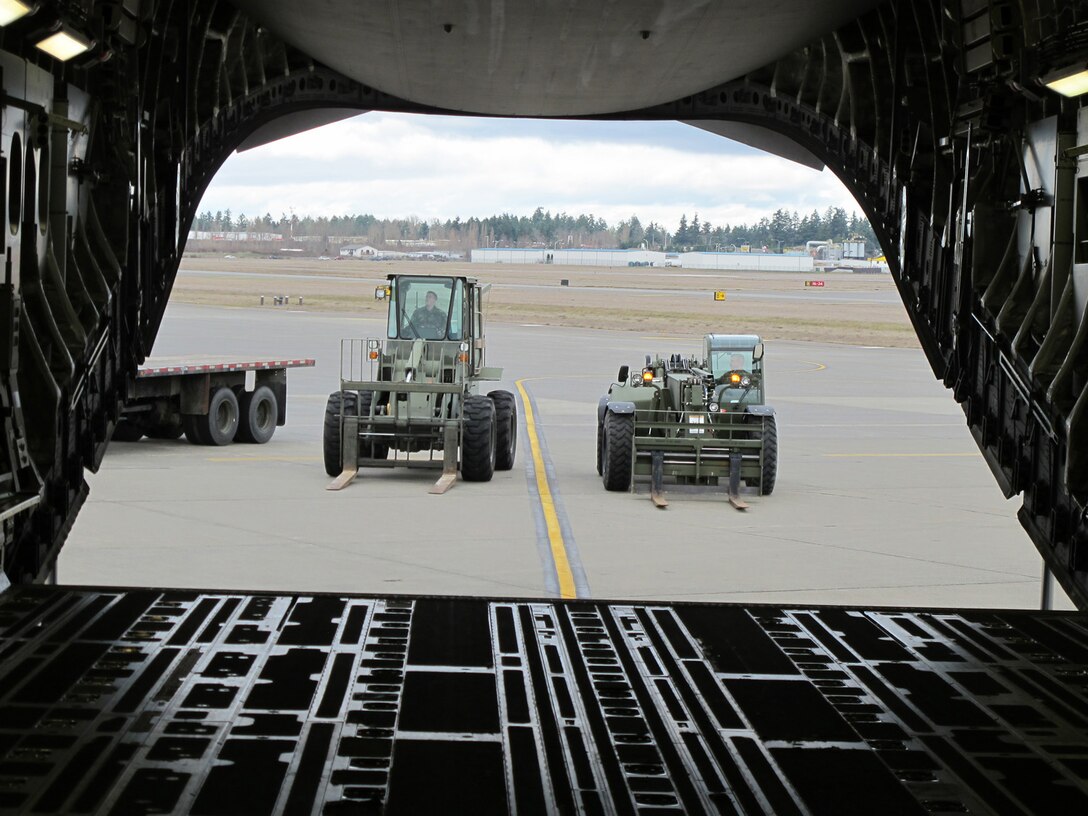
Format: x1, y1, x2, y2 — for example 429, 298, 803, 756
674, 214, 688, 247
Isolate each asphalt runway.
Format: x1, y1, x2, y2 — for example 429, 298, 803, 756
61, 303, 1074, 610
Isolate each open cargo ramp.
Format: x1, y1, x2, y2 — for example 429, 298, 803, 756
0, 586, 1086, 814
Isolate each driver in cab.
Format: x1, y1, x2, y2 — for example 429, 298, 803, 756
410, 290, 447, 339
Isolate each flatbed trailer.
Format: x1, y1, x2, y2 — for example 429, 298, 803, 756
0, 584, 1085, 814
116, 357, 315, 445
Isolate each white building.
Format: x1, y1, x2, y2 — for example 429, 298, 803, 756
339, 244, 380, 257
470, 247, 813, 272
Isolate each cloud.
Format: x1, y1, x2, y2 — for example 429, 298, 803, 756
198, 113, 864, 230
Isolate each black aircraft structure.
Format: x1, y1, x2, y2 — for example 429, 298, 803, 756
0, 2, 1086, 813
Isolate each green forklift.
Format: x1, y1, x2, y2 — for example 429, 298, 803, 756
324, 274, 517, 492
597, 334, 777, 509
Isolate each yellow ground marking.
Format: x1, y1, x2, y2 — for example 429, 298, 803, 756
824, 452, 980, 458
516, 378, 577, 600
800, 360, 827, 372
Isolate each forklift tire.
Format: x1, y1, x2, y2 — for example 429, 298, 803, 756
488, 390, 517, 471
461, 394, 496, 482
357, 392, 389, 461
237, 386, 278, 444
760, 415, 778, 496
602, 411, 634, 491
596, 420, 604, 475
113, 420, 144, 442
187, 387, 239, 446
323, 391, 357, 476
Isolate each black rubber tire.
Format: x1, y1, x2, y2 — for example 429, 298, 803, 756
196, 387, 240, 446
113, 420, 144, 442
761, 415, 778, 496
602, 411, 634, 491
461, 394, 496, 482
183, 390, 239, 446
488, 390, 517, 471
357, 391, 389, 460
596, 396, 610, 475
182, 413, 207, 445
237, 386, 278, 444
323, 391, 357, 476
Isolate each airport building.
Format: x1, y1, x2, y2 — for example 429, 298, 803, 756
338, 244, 381, 257
470, 247, 815, 271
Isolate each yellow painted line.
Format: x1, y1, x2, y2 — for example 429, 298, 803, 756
516, 378, 577, 600
206, 455, 323, 462
824, 453, 980, 458
800, 360, 827, 372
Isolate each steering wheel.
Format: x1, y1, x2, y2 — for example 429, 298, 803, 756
402, 311, 423, 339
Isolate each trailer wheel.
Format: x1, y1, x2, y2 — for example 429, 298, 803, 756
323, 391, 357, 476
357, 392, 389, 460
461, 394, 496, 482
113, 420, 144, 442
760, 415, 778, 496
182, 414, 207, 445
602, 411, 634, 491
488, 390, 517, 471
237, 386, 278, 444
185, 387, 239, 446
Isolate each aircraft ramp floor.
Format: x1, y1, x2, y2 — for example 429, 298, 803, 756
0, 586, 1086, 814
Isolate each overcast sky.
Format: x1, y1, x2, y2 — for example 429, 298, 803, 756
198, 112, 864, 232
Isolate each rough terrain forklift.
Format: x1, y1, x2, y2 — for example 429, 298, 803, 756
324, 274, 517, 492
597, 334, 777, 509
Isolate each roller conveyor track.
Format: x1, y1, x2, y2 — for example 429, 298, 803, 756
0, 586, 1086, 815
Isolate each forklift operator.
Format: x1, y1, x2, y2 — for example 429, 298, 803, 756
410, 290, 448, 339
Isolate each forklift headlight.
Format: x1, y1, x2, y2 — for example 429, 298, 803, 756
740, 376, 751, 388
459, 342, 469, 352
368, 339, 380, 350
642, 368, 654, 383
709, 403, 719, 412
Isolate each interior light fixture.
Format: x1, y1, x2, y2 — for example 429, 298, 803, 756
1042, 63, 1088, 97
0, 0, 33, 26
35, 25, 92, 61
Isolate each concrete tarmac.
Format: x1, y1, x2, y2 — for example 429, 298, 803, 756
61, 303, 1075, 610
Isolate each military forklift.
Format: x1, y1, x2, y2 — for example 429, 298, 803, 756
323, 274, 517, 492
597, 334, 777, 509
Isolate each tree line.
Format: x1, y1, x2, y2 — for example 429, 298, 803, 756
192, 205, 880, 253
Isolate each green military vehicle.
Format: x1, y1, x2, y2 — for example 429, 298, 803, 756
596, 334, 777, 508
323, 274, 517, 492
